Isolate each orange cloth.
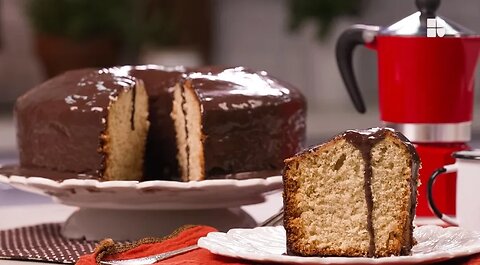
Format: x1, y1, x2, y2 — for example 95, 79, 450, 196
464, 255, 480, 265
76, 225, 480, 265
76, 225, 250, 265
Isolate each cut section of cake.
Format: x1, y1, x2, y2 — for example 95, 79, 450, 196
15, 68, 149, 181
125, 65, 188, 180
283, 128, 420, 257
171, 66, 306, 181
172, 78, 207, 181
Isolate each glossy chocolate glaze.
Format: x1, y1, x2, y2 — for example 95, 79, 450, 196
12, 65, 306, 182
15, 68, 137, 178
124, 65, 188, 180
342, 128, 420, 257
343, 128, 385, 257
186, 67, 306, 178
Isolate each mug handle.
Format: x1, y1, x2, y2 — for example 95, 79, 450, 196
335, 24, 379, 113
427, 164, 458, 225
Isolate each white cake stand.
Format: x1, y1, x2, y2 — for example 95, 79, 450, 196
62, 208, 258, 240
0, 174, 282, 240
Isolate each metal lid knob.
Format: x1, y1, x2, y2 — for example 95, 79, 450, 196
380, 0, 475, 37
416, 0, 440, 17
416, 0, 440, 28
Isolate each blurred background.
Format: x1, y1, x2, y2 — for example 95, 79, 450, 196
1, 0, 480, 163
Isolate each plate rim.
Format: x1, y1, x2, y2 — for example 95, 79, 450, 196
0, 173, 282, 189
197, 225, 480, 265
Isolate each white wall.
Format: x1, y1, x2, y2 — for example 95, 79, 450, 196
0, 0, 480, 150
0, 0, 43, 104
211, 0, 480, 139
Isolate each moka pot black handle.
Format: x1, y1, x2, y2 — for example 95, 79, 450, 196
335, 25, 379, 113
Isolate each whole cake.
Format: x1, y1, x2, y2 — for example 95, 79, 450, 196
15, 68, 149, 181
283, 128, 419, 257
171, 67, 306, 181
13, 65, 306, 181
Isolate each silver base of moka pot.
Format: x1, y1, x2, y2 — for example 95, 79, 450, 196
384, 122, 471, 143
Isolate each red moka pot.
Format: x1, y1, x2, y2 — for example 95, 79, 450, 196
336, 0, 480, 217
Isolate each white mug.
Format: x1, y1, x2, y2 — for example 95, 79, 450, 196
427, 150, 480, 230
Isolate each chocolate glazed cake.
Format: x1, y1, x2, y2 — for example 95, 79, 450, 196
15, 68, 149, 181
283, 128, 419, 257
171, 67, 306, 181
11, 65, 306, 182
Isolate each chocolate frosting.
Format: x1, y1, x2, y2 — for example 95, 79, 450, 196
14, 68, 137, 177
186, 67, 306, 178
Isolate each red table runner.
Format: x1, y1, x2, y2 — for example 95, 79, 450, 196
2, 223, 480, 265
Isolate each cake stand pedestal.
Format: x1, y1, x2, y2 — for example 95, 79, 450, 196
61, 207, 257, 241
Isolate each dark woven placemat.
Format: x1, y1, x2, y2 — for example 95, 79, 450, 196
0, 223, 98, 264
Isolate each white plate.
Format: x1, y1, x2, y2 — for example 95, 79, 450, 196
0, 174, 282, 210
198, 225, 480, 264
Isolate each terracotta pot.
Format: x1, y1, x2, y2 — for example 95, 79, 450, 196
34, 34, 120, 77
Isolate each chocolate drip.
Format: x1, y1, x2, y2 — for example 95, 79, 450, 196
180, 83, 190, 177
131, 84, 136, 130
342, 128, 420, 257
343, 128, 387, 257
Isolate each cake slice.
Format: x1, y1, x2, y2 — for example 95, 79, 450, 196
283, 128, 419, 257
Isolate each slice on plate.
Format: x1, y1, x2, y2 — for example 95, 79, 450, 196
283, 128, 420, 257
